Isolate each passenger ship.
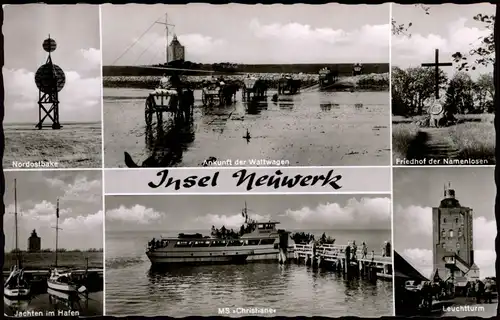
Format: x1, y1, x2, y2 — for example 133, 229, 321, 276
146, 205, 295, 265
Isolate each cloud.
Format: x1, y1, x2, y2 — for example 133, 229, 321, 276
193, 212, 271, 230
78, 48, 102, 70
392, 17, 492, 78
248, 20, 389, 63
281, 197, 391, 230
45, 177, 66, 188
4, 202, 102, 250
128, 32, 226, 65
60, 210, 103, 233
118, 21, 389, 64
394, 205, 433, 237
4, 49, 102, 123
62, 176, 102, 203
105, 205, 163, 224
395, 205, 496, 278
402, 248, 495, 279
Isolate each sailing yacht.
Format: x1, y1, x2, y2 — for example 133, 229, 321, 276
4, 179, 31, 300
46, 199, 80, 293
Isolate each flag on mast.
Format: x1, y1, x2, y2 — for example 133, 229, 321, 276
56, 198, 59, 218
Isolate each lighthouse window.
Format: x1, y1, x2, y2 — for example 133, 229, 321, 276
449, 230, 454, 238
443, 218, 447, 223
441, 229, 446, 238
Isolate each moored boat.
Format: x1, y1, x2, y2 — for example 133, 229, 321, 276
47, 269, 78, 293
146, 203, 295, 266
4, 179, 31, 300
46, 199, 84, 293
4, 266, 30, 299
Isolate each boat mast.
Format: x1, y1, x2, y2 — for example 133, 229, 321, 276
14, 179, 19, 268
55, 198, 60, 267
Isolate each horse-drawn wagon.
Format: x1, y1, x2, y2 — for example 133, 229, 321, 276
352, 63, 363, 76
201, 79, 239, 106
318, 67, 338, 90
144, 87, 194, 127
242, 77, 268, 101
277, 75, 301, 95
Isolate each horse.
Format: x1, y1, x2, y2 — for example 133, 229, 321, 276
219, 82, 239, 105
277, 77, 301, 95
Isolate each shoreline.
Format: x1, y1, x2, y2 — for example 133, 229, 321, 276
103, 73, 389, 91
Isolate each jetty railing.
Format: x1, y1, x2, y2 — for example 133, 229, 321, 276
291, 243, 393, 280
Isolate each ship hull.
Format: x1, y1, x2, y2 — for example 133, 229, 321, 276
47, 279, 77, 293
3, 287, 30, 300
146, 245, 281, 265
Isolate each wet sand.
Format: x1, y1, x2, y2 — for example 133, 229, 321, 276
4, 122, 102, 169
104, 88, 390, 167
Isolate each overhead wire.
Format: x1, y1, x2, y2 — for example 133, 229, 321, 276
133, 36, 163, 66
110, 14, 165, 66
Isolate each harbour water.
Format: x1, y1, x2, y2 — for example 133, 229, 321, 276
103, 88, 390, 167
3, 291, 103, 317
105, 229, 393, 317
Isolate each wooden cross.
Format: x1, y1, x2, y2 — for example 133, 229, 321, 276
421, 49, 453, 99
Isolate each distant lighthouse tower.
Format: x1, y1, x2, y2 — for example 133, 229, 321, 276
167, 34, 185, 63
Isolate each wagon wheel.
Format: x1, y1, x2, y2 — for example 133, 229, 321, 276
145, 96, 154, 126
202, 90, 207, 105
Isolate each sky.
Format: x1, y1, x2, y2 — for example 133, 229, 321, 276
102, 4, 390, 65
105, 194, 391, 233
4, 170, 103, 251
392, 4, 495, 80
3, 5, 102, 123
393, 167, 495, 278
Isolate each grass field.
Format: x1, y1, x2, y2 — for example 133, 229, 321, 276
4, 251, 103, 271
4, 122, 102, 168
392, 113, 495, 163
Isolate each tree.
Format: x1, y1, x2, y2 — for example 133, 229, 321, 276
444, 72, 476, 114
391, 66, 448, 116
474, 73, 495, 112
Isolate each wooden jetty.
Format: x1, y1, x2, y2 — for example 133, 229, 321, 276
291, 243, 393, 281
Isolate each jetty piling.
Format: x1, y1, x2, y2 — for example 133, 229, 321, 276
290, 242, 393, 281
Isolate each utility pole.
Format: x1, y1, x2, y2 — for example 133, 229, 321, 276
155, 13, 175, 64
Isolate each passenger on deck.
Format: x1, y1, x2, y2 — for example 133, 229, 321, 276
352, 241, 357, 260
382, 241, 388, 257
371, 250, 375, 262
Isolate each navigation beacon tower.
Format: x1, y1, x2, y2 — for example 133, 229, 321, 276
34, 35, 66, 130
432, 183, 480, 284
